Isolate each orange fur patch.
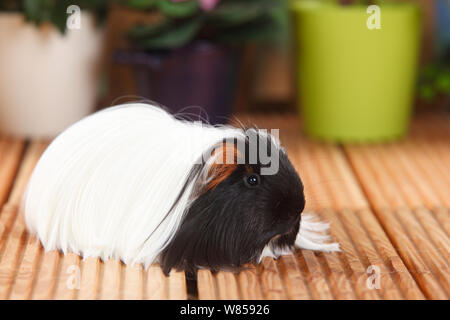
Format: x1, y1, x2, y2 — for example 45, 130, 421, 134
206, 142, 242, 191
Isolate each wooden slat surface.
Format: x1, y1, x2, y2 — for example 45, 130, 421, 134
0, 113, 448, 299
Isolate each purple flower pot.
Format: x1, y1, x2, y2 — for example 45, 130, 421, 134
114, 42, 241, 124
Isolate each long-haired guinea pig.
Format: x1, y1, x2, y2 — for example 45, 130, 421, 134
23, 103, 339, 274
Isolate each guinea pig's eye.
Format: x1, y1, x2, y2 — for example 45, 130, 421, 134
244, 174, 260, 188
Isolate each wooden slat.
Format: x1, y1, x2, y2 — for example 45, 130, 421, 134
0, 204, 20, 258
31, 251, 60, 299
354, 142, 449, 291
12, 142, 58, 300
99, 259, 122, 300
377, 208, 448, 299
259, 258, 288, 299
197, 270, 217, 300
352, 209, 425, 300
413, 207, 450, 262
345, 145, 449, 299
0, 138, 25, 207
0, 206, 26, 299
308, 142, 410, 299
394, 207, 450, 293
0, 142, 47, 300
313, 251, 359, 300
237, 267, 264, 299
53, 253, 81, 300
374, 144, 438, 208
410, 137, 450, 189
216, 271, 240, 300
122, 263, 144, 300
297, 250, 334, 299
168, 270, 187, 300
434, 208, 450, 236
316, 209, 381, 300
78, 257, 100, 300
8, 235, 41, 300
145, 265, 166, 300
410, 116, 450, 188
401, 141, 450, 208
278, 255, 311, 300
7, 141, 48, 205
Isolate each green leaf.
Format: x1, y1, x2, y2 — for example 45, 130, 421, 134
208, 0, 287, 44
23, 0, 44, 23
422, 64, 439, 80
207, 2, 267, 27
156, 0, 199, 18
214, 14, 283, 44
52, 0, 72, 34
435, 71, 450, 93
419, 85, 436, 101
136, 16, 203, 50
125, 0, 287, 47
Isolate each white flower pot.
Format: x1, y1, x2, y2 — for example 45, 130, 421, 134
0, 12, 104, 138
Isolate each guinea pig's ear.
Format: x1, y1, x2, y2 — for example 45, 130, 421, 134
201, 140, 247, 192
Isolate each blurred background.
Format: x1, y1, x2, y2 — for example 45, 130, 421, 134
0, 0, 448, 140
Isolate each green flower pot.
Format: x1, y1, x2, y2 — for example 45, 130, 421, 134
291, 1, 421, 141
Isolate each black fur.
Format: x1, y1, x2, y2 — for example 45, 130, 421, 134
160, 132, 305, 275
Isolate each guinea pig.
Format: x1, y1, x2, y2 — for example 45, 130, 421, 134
23, 103, 339, 275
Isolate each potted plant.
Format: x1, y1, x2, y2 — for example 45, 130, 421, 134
114, 0, 286, 124
0, 0, 107, 137
291, 0, 422, 141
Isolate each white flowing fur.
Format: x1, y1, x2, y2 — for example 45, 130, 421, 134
294, 213, 340, 252
24, 103, 339, 268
